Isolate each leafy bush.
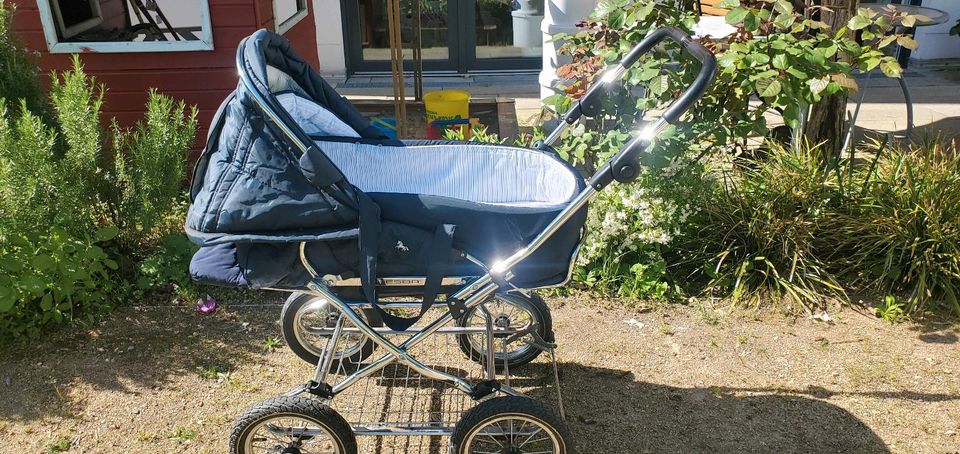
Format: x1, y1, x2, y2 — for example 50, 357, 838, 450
824, 140, 960, 317
540, 0, 935, 309
673, 142, 843, 311
0, 58, 197, 245
0, 227, 119, 339
136, 231, 200, 300
0, 2, 47, 119
0, 53, 197, 338
108, 90, 197, 247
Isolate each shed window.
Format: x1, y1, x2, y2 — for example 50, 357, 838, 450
274, 0, 308, 35
36, 0, 213, 53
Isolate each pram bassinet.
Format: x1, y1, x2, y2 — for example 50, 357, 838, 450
186, 30, 586, 308
196, 27, 717, 453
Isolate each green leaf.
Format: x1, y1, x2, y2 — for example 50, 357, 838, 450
897, 36, 919, 50
786, 67, 808, 79
608, 9, 625, 29
878, 35, 897, 48
808, 78, 829, 95
744, 12, 761, 31
40, 293, 53, 311
860, 56, 882, 72
0, 285, 15, 313
848, 15, 872, 31
648, 75, 669, 96
726, 7, 749, 25
774, 13, 796, 29
31, 254, 55, 272
717, 54, 739, 68
757, 79, 782, 98
95, 225, 119, 242
783, 103, 801, 129
774, 0, 793, 15
772, 54, 788, 70
718, 0, 740, 8
880, 60, 903, 78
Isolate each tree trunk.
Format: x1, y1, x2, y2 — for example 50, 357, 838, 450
804, 0, 859, 158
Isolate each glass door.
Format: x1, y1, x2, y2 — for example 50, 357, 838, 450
341, 0, 542, 74
342, 0, 463, 73
467, 0, 542, 71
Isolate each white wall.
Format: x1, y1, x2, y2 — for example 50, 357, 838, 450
911, 0, 959, 60
312, 0, 347, 76
540, 0, 599, 99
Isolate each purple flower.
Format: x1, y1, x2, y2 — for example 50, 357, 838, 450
196, 296, 218, 314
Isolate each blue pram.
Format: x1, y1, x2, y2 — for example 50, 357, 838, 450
187, 27, 715, 454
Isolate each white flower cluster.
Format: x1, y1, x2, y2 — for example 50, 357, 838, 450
581, 181, 696, 264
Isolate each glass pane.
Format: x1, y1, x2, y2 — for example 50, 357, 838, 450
58, 0, 208, 42
359, 0, 450, 62
276, 0, 306, 26
475, 0, 543, 59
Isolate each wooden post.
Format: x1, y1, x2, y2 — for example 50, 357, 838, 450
804, 0, 859, 158
386, 0, 407, 137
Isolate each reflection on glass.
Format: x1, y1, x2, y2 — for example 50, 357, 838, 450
359, 0, 450, 61
275, 0, 307, 28
476, 0, 543, 59
47, 0, 207, 42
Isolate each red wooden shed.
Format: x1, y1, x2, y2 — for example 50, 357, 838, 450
11, 0, 320, 142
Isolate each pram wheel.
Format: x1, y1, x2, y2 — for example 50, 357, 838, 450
229, 395, 357, 454
451, 396, 573, 454
282, 293, 378, 369
456, 292, 552, 371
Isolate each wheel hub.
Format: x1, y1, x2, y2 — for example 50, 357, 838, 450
494, 314, 511, 329
281, 447, 302, 454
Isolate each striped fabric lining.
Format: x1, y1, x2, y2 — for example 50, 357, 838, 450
276, 92, 580, 208
318, 141, 580, 208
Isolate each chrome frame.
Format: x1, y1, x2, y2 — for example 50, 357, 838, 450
234, 26, 712, 438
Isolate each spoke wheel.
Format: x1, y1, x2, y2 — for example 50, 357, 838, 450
456, 293, 552, 370
230, 396, 356, 454
281, 293, 378, 368
452, 396, 573, 454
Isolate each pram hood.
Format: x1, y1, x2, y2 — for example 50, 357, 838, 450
187, 29, 377, 243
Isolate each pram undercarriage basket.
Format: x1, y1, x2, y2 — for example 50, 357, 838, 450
185, 26, 715, 454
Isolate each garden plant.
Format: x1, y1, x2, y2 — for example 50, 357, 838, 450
0, 3, 198, 339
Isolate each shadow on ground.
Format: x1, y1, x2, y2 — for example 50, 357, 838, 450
0, 300, 282, 423
513, 363, 902, 454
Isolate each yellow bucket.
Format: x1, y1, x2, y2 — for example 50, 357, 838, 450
423, 90, 470, 124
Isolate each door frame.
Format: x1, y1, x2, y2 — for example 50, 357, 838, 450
340, 0, 541, 75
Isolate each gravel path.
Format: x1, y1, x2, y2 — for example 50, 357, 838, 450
1, 294, 957, 453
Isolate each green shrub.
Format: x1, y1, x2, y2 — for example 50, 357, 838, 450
0, 54, 197, 338
825, 140, 960, 317
108, 90, 197, 247
136, 231, 200, 300
673, 142, 843, 311
0, 227, 119, 339
1, 58, 111, 238
0, 2, 48, 119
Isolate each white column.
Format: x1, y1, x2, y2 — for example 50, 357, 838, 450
539, 0, 599, 100
312, 0, 348, 76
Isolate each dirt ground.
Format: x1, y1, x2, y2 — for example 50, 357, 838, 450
1, 294, 958, 453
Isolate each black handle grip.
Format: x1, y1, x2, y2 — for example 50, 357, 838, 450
566, 27, 717, 124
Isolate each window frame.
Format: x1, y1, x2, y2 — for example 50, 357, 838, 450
35, 0, 214, 53
274, 0, 309, 35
